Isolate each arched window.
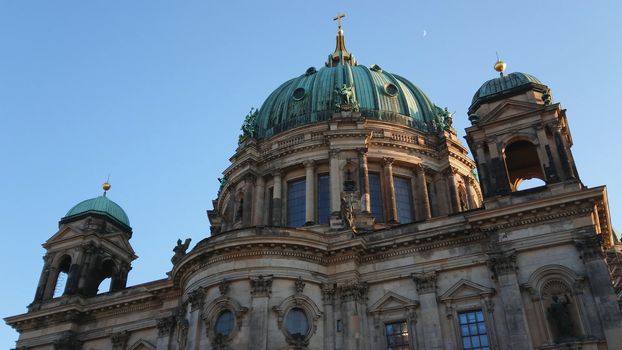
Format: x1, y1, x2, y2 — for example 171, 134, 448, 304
285, 307, 310, 338
94, 259, 117, 295
53, 255, 72, 298
504, 140, 545, 192
215, 310, 235, 337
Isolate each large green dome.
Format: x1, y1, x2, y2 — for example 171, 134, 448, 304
253, 28, 445, 139
63, 195, 130, 227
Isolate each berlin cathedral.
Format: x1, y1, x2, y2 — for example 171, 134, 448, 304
5, 16, 622, 350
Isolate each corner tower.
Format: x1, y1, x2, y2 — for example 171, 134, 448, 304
465, 60, 581, 199
30, 183, 136, 311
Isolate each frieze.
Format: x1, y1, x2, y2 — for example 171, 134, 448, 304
250, 275, 273, 297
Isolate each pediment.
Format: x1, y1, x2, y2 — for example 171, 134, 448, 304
439, 279, 494, 302
479, 100, 545, 125
45, 226, 79, 244
128, 339, 156, 350
368, 291, 418, 313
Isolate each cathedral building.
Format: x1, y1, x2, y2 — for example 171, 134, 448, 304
5, 19, 622, 350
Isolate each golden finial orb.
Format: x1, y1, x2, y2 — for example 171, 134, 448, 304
494, 59, 507, 74
102, 182, 111, 192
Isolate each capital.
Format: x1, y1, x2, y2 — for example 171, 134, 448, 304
250, 275, 273, 297
412, 271, 437, 294
303, 160, 315, 168
382, 157, 394, 166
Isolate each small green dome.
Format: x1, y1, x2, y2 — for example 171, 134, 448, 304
471, 72, 545, 107
255, 64, 441, 139
63, 195, 130, 227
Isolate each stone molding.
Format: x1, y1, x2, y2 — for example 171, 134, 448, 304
250, 275, 273, 297
412, 271, 437, 294
272, 293, 322, 348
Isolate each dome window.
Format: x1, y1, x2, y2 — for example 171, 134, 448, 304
292, 87, 306, 101
286, 307, 310, 338
215, 310, 235, 337
384, 83, 399, 97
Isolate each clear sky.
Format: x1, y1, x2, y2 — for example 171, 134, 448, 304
1, 0, 620, 347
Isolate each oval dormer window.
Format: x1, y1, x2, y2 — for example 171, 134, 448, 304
384, 83, 399, 97
292, 87, 306, 101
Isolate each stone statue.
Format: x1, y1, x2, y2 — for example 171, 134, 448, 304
547, 295, 575, 341
217, 175, 228, 195
334, 84, 359, 112
340, 196, 356, 233
239, 107, 258, 143
171, 238, 192, 265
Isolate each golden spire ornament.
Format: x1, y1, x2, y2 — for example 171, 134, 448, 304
494, 52, 506, 76
102, 180, 111, 196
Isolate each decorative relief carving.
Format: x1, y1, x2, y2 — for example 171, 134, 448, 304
412, 271, 437, 294
487, 250, 517, 279
321, 283, 336, 304
294, 276, 306, 295
188, 287, 206, 311
336, 281, 368, 303
574, 235, 605, 262
250, 275, 273, 297
53, 331, 82, 350
218, 279, 231, 297
110, 330, 130, 349
156, 316, 176, 337
382, 157, 394, 166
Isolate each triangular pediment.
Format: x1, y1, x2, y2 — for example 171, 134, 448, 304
439, 279, 494, 302
479, 100, 547, 125
45, 226, 80, 244
368, 291, 418, 313
128, 340, 155, 350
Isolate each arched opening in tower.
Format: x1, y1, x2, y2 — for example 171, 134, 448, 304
504, 140, 546, 192
94, 259, 117, 295
52, 255, 71, 298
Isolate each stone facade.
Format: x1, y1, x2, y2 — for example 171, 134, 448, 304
5, 29, 622, 350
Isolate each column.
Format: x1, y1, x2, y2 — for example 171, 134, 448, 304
337, 282, 368, 350
575, 236, 622, 347
414, 164, 431, 220
383, 157, 398, 223
329, 149, 341, 214
187, 287, 206, 350
535, 125, 559, 182
33, 254, 53, 304
156, 316, 176, 350
322, 284, 336, 350
488, 250, 532, 350
304, 160, 316, 225
272, 172, 282, 225
445, 167, 460, 213
465, 176, 477, 210
357, 148, 371, 213
253, 175, 265, 226
474, 143, 491, 197
412, 272, 443, 350
249, 275, 272, 350
242, 176, 254, 226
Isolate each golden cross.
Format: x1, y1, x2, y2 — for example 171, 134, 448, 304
334, 13, 346, 29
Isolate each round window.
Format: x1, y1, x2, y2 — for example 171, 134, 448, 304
285, 307, 309, 337
292, 87, 306, 101
384, 83, 399, 97
215, 310, 234, 336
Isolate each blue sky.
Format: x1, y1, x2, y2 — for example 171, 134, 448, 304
1, 0, 620, 347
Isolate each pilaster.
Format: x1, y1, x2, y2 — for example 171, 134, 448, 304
304, 160, 316, 225
383, 157, 398, 223
412, 272, 443, 349
249, 275, 273, 350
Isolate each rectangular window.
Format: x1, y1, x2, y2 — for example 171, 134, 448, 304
287, 178, 306, 227
317, 174, 330, 224
385, 321, 409, 350
394, 176, 413, 223
267, 187, 274, 224
369, 173, 384, 223
458, 310, 489, 350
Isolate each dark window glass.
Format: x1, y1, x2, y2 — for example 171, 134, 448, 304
286, 308, 309, 337
458, 310, 489, 350
317, 174, 330, 224
394, 176, 413, 223
369, 173, 384, 222
215, 310, 234, 336
385, 320, 409, 350
287, 179, 306, 227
